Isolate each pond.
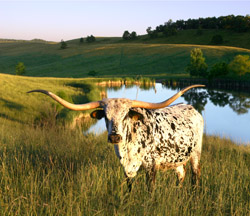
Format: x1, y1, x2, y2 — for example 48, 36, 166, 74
87, 83, 250, 145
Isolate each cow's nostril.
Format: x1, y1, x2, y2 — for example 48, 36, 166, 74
108, 134, 122, 144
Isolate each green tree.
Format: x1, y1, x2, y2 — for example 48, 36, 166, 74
15, 62, 26, 75
229, 55, 250, 76
209, 62, 229, 80
186, 48, 208, 77
146, 27, 152, 35
86, 35, 96, 43
163, 19, 177, 37
122, 30, 131, 40
146, 27, 158, 38
130, 31, 137, 40
80, 37, 84, 43
60, 40, 67, 49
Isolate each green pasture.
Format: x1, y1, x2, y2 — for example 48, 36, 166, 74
0, 73, 153, 125
1, 38, 250, 79
0, 119, 249, 215
139, 29, 250, 50
0, 73, 105, 125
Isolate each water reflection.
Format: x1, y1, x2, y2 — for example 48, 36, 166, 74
208, 90, 230, 107
208, 90, 250, 115
181, 89, 208, 113
166, 85, 250, 115
229, 95, 250, 115
87, 83, 250, 144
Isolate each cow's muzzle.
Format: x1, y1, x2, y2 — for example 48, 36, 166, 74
108, 134, 122, 144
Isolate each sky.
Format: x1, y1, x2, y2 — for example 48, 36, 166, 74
1, 0, 250, 42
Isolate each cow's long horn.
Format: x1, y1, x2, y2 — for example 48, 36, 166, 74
131, 84, 205, 109
27, 90, 101, 111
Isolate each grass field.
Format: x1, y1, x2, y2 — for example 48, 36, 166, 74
0, 73, 90, 124
0, 73, 119, 130
0, 119, 249, 215
138, 29, 250, 50
0, 73, 249, 215
0, 73, 154, 125
1, 30, 250, 215
1, 36, 250, 79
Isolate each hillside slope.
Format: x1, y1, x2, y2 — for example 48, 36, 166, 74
0, 37, 250, 78
0, 73, 104, 124
138, 29, 250, 49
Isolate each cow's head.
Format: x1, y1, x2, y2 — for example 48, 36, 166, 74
90, 98, 144, 145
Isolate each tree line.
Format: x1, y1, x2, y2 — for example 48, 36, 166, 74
122, 15, 250, 41
153, 15, 250, 35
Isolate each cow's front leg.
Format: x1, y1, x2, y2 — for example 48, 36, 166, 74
175, 164, 186, 186
146, 166, 156, 192
124, 172, 133, 192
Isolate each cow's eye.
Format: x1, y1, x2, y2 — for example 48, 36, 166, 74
128, 110, 144, 121
90, 110, 105, 120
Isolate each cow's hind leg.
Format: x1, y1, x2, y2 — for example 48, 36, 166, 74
146, 166, 156, 192
175, 164, 186, 186
190, 152, 201, 186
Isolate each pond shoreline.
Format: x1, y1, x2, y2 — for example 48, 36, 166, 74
96, 79, 155, 87
95, 77, 250, 92
158, 77, 250, 92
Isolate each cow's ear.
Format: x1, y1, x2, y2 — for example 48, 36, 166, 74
128, 110, 144, 121
90, 110, 105, 120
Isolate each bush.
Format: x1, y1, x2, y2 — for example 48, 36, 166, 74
211, 34, 223, 45
88, 70, 98, 77
86, 35, 96, 43
60, 40, 67, 49
163, 27, 177, 37
122, 31, 137, 40
15, 62, 26, 75
209, 62, 229, 79
196, 26, 203, 36
229, 55, 250, 76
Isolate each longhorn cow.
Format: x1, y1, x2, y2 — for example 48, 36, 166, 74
28, 84, 204, 191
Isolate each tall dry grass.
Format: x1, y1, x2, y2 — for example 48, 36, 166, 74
0, 118, 249, 215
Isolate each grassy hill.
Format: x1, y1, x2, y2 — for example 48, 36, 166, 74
138, 29, 250, 49
0, 73, 108, 125
0, 36, 250, 79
